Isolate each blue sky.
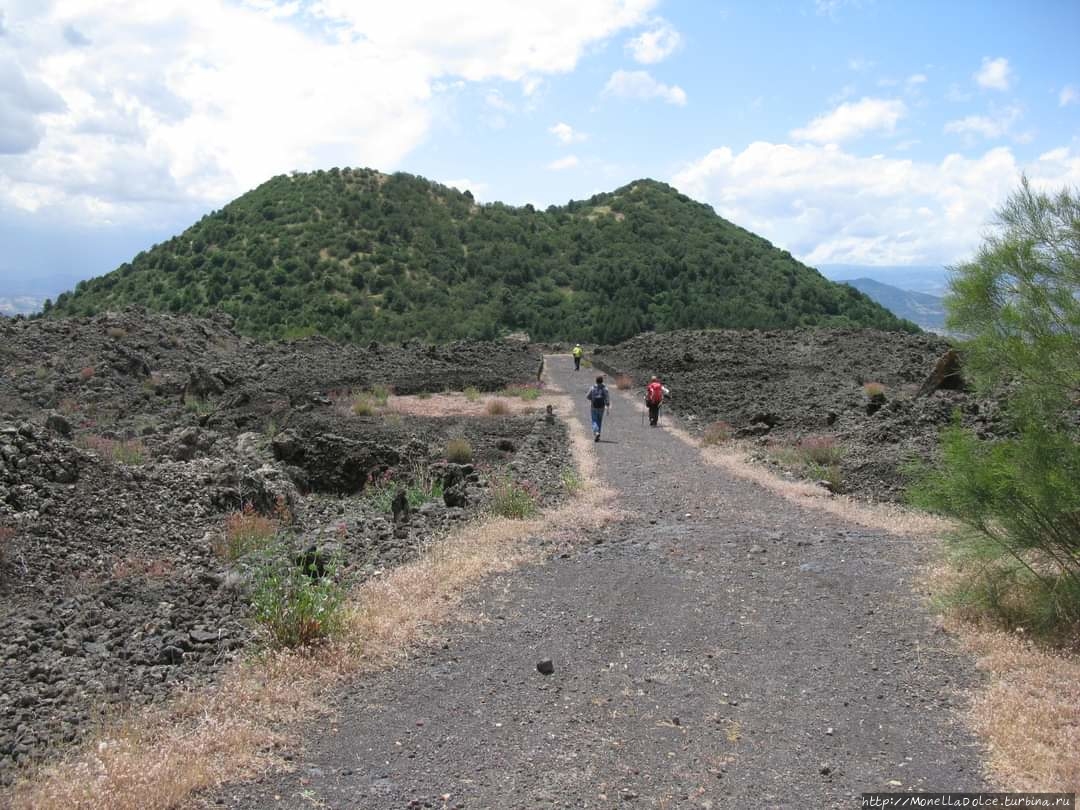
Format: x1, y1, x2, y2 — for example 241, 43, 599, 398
1, 0, 1078, 303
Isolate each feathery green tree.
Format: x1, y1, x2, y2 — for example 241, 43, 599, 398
912, 178, 1080, 636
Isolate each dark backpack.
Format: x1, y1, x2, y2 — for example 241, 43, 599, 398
587, 384, 607, 408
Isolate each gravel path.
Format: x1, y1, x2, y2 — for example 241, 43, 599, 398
214, 355, 988, 809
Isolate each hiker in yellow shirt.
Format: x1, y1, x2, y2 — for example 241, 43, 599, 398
572, 344, 583, 371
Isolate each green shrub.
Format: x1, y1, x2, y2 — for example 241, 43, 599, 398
490, 476, 538, 519
910, 419, 1080, 635
912, 179, 1080, 637
560, 468, 583, 495
249, 545, 348, 647
363, 465, 443, 512
806, 461, 843, 493
796, 435, 843, 466
445, 438, 473, 463
352, 395, 375, 416
368, 384, 391, 406
464, 386, 481, 402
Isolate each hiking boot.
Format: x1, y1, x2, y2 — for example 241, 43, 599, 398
594, 433, 600, 442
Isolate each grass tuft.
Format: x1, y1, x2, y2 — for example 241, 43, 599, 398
498, 383, 542, 401
796, 434, 844, 466
615, 374, 634, 390
215, 502, 279, 560
484, 398, 510, 416
463, 386, 481, 402
363, 466, 444, 512
368, 384, 392, 406
250, 545, 349, 648
445, 438, 473, 464
489, 476, 539, 519
863, 381, 887, 399
351, 396, 375, 416
76, 435, 146, 465
560, 468, 583, 496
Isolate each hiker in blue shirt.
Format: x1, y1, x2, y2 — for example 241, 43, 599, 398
586, 375, 610, 442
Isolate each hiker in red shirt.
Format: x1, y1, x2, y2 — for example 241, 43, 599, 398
645, 375, 670, 427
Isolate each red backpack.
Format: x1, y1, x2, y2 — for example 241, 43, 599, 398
645, 381, 664, 406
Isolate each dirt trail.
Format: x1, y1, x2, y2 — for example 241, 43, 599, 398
215, 356, 987, 809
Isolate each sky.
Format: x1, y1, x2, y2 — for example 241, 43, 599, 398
1, 0, 1079, 302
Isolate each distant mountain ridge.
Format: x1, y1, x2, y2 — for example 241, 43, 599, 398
839, 278, 946, 332
49, 168, 916, 342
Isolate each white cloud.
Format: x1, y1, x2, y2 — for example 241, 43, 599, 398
944, 106, 1022, 140
816, 0, 863, 15
0, 55, 67, 154
1060, 85, 1079, 107
847, 56, 874, 72
603, 69, 687, 105
549, 121, 587, 144
975, 56, 1012, 91
671, 141, 1080, 266
625, 19, 681, 64
791, 97, 906, 143
547, 154, 580, 170
484, 90, 514, 112
312, 0, 656, 82
0, 0, 658, 222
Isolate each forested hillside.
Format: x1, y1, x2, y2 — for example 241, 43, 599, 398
48, 169, 915, 342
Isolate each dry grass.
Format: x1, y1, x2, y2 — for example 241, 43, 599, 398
75, 435, 146, 466
12, 391, 616, 810
444, 438, 473, 463
387, 391, 558, 418
677, 423, 948, 537
863, 381, 887, 399
214, 503, 279, 560
614, 374, 634, 390
956, 622, 1080, 791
